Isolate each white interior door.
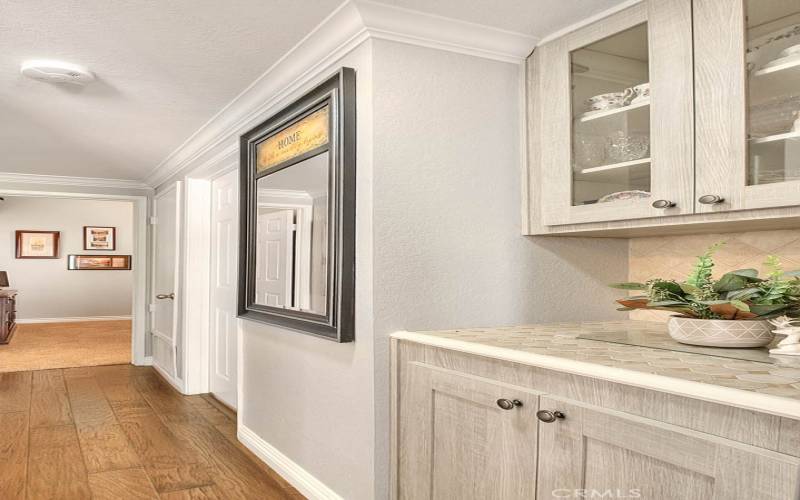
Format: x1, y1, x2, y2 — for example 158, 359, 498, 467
209, 170, 238, 409
255, 209, 295, 307
151, 183, 181, 382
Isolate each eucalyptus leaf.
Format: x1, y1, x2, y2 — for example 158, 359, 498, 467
729, 299, 750, 312
713, 273, 749, 292
726, 287, 761, 300
608, 282, 646, 290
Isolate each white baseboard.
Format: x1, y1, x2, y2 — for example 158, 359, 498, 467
135, 356, 153, 367
16, 315, 133, 324
152, 363, 186, 393
238, 424, 343, 500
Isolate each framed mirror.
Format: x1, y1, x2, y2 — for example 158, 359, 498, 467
238, 68, 355, 342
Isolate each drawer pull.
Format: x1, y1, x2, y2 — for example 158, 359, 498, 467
496, 399, 522, 410
698, 194, 724, 205
651, 199, 676, 209
536, 410, 565, 423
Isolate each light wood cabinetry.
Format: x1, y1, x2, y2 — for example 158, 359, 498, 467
526, 0, 800, 236
392, 340, 800, 500
536, 396, 800, 500
397, 362, 540, 500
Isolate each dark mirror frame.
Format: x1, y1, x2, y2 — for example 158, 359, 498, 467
238, 68, 355, 342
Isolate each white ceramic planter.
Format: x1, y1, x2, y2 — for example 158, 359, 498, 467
668, 316, 774, 348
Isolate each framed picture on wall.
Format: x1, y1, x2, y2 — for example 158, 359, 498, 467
15, 230, 60, 259
84, 226, 116, 250
67, 254, 131, 270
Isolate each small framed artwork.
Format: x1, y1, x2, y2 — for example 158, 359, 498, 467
84, 226, 116, 250
15, 230, 60, 259
67, 254, 131, 270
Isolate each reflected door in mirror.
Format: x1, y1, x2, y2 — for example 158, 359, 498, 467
254, 152, 329, 316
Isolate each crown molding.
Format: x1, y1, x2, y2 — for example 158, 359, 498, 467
143, 0, 537, 189
0, 172, 152, 191
537, 0, 642, 45
355, 0, 537, 63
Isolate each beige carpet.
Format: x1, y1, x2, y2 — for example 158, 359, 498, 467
0, 320, 131, 372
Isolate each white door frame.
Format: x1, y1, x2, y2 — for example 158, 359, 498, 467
180, 150, 239, 395
0, 188, 151, 365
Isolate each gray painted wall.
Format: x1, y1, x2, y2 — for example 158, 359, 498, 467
223, 39, 629, 500
0, 196, 134, 319
369, 40, 628, 498
239, 41, 378, 500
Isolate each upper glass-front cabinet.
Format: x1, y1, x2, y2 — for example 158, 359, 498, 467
538, 0, 694, 225
695, 0, 800, 212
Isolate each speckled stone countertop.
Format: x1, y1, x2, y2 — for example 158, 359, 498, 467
393, 320, 800, 419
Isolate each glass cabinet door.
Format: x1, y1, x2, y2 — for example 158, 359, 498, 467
696, 0, 800, 212
538, 0, 694, 226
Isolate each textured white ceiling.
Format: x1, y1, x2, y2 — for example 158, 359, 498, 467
0, 0, 626, 181
0, 0, 342, 180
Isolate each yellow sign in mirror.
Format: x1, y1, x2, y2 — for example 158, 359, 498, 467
257, 106, 330, 173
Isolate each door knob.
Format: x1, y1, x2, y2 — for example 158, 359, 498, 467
698, 194, 725, 205
651, 199, 675, 209
496, 399, 523, 410
156, 293, 175, 300
536, 409, 565, 423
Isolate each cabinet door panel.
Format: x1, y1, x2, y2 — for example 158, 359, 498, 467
536, 396, 800, 500
695, 0, 800, 212
398, 363, 540, 500
539, 0, 694, 226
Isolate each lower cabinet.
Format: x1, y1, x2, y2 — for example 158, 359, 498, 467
394, 358, 800, 500
398, 363, 541, 500
536, 396, 800, 500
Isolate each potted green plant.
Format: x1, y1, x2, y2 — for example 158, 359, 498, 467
610, 243, 800, 347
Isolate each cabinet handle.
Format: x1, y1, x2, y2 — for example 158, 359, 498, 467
651, 200, 676, 209
496, 399, 523, 410
698, 194, 725, 205
155, 293, 175, 300
536, 409, 565, 423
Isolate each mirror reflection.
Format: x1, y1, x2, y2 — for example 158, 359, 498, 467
254, 152, 329, 315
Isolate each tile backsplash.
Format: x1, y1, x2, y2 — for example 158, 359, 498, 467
628, 229, 800, 322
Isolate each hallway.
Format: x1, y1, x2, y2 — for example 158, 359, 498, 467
0, 365, 303, 499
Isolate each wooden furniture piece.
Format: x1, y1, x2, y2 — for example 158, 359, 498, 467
391, 336, 800, 500
0, 290, 18, 344
526, 0, 800, 236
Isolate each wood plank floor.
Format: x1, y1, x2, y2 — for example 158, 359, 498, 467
0, 365, 304, 499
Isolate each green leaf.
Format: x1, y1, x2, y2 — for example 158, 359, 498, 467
749, 303, 792, 317
608, 282, 646, 290
696, 300, 730, 305
713, 273, 750, 292
650, 280, 684, 295
728, 269, 761, 280
679, 283, 701, 296
729, 299, 751, 312
647, 300, 690, 307
726, 287, 761, 300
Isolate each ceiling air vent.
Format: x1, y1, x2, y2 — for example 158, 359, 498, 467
20, 60, 95, 85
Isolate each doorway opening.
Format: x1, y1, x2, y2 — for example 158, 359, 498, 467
0, 190, 148, 372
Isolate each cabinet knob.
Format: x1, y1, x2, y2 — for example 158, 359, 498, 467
698, 194, 725, 205
496, 399, 523, 410
651, 199, 675, 209
536, 409, 565, 423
